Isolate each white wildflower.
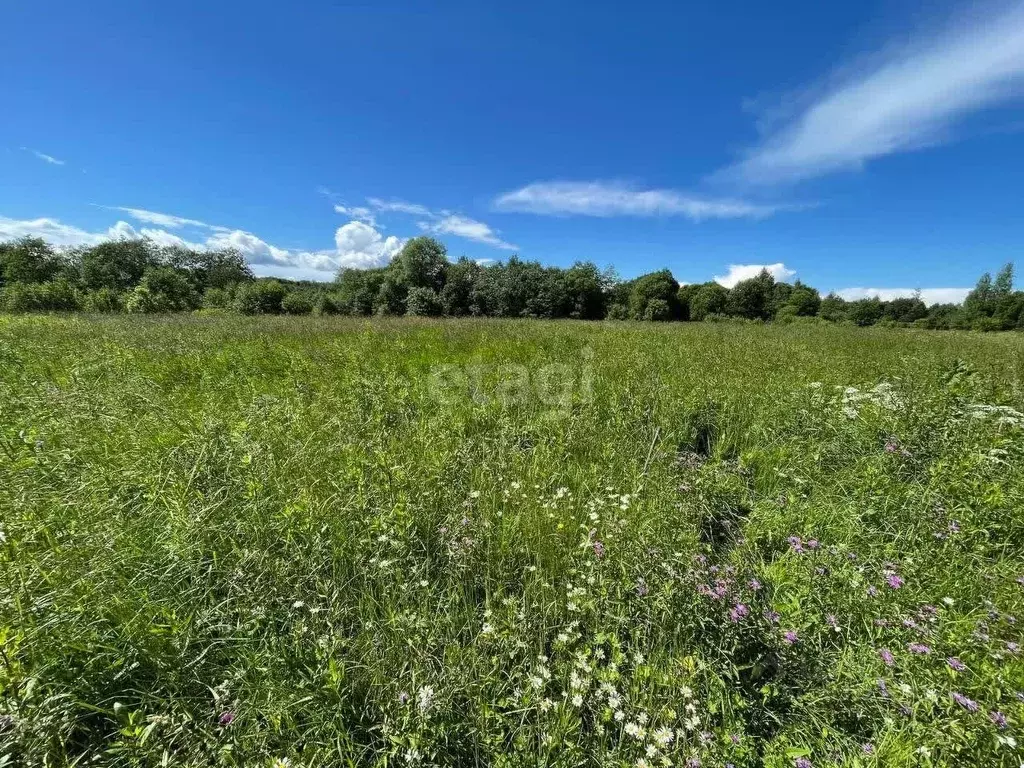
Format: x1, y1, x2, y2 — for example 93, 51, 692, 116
417, 685, 434, 713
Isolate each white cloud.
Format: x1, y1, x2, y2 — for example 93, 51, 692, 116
714, 263, 796, 288
493, 181, 784, 220
332, 221, 405, 269
21, 147, 65, 166
721, 3, 1024, 185
418, 214, 517, 250
205, 230, 294, 266
836, 287, 970, 305
366, 198, 432, 216
106, 206, 228, 231
334, 204, 377, 227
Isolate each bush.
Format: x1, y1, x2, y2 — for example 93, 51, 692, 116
281, 291, 315, 315
84, 288, 123, 313
234, 280, 286, 314
405, 287, 442, 317
202, 287, 232, 309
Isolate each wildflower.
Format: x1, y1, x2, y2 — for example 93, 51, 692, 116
990, 710, 1008, 729
951, 692, 978, 712
571, 694, 583, 707
879, 648, 895, 666
653, 727, 674, 747
787, 536, 804, 554
417, 685, 435, 713
592, 540, 605, 559
946, 657, 966, 671
867, 586, 879, 597
942, 596, 955, 606
862, 743, 874, 754
886, 573, 904, 590
748, 578, 762, 591
877, 679, 889, 697
795, 758, 813, 768
686, 759, 701, 768
1006, 641, 1020, 654
996, 735, 1016, 748
908, 643, 931, 655
624, 722, 645, 739
270, 760, 293, 768
398, 691, 410, 704
764, 609, 781, 624
806, 539, 820, 550
783, 630, 799, 645
635, 579, 649, 597
540, 698, 554, 711
218, 711, 235, 726
481, 622, 494, 635
729, 603, 749, 622
826, 614, 839, 630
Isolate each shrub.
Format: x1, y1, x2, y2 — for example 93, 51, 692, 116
282, 291, 315, 315
84, 287, 123, 313
405, 287, 442, 317
234, 280, 286, 314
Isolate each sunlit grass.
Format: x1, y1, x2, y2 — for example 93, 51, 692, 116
1, 315, 1022, 766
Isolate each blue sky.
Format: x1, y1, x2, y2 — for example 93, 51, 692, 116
3, 0, 1024, 302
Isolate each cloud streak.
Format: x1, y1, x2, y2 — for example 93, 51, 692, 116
721, 2, 1024, 185
21, 148, 65, 166
493, 181, 786, 220
418, 214, 517, 251
337, 197, 518, 250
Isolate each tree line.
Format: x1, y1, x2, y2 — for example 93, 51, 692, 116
1, 234, 1021, 330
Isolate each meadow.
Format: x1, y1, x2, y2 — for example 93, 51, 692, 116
1, 315, 1023, 767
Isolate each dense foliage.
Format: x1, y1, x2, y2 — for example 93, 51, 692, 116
1, 235, 1023, 330
1, 316, 1022, 767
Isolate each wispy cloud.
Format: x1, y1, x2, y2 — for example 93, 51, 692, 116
836, 287, 970, 306
21, 147, 65, 166
493, 181, 786, 220
418, 214, 517, 251
106, 206, 229, 231
720, 3, 1024, 185
714, 263, 796, 288
333, 204, 377, 227
366, 198, 432, 216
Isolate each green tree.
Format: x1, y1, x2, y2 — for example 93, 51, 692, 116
82, 239, 155, 291
406, 286, 443, 316
391, 237, 448, 292
818, 293, 848, 322
125, 267, 200, 313
628, 270, 680, 321
439, 258, 481, 316
0, 237, 64, 284
281, 291, 315, 315
784, 281, 821, 317
847, 297, 883, 326
689, 282, 728, 320
726, 269, 775, 320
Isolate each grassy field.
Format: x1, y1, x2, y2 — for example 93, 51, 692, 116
1, 315, 1023, 767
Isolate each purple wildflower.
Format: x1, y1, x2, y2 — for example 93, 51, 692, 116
592, 540, 605, 559
635, 578, 649, 597
877, 679, 889, 697
951, 692, 979, 712
398, 691, 410, 705
748, 578, 762, 591
794, 758, 813, 768
989, 710, 1008, 729
218, 711, 235, 726
686, 759, 702, 768
946, 657, 966, 671
867, 586, 879, 597
783, 630, 799, 645
729, 603, 749, 622
884, 438, 899, 453
886, 573, 904, 590
862, 743, 874, 754
1005, 641, 1020, 654
787, 536, 805, 554
878, 648, 895, 666
948, 520, 961, 533
764, 609, 781, 624
907, 642, 931, 655
806, 539, 820, 550
730, 734, 740, 744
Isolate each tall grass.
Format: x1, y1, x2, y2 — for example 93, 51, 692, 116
1, 315, 1022, 766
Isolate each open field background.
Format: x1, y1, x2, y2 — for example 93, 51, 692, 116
1, 316, 1023, 767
